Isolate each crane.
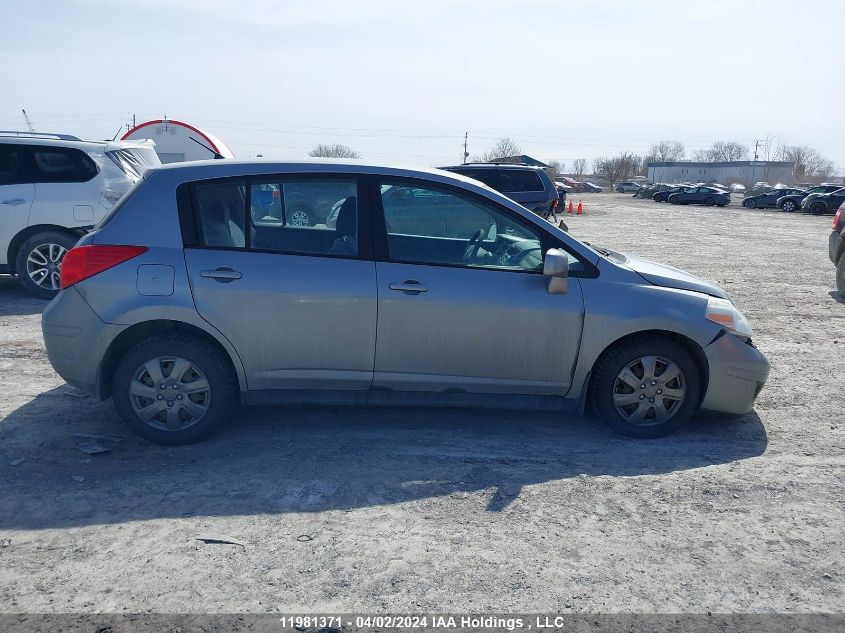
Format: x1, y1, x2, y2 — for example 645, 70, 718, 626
21, 109, 35, 132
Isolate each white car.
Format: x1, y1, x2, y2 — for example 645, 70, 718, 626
0, 132, 160, 297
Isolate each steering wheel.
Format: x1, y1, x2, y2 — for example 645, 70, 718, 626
461, 229, 486, 264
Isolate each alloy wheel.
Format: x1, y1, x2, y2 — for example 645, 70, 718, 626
288, 208, 311, 227
612, 355, 686, 426
783, 201, 795, 212
26, 243, 67, 291
129, 356, 211, 432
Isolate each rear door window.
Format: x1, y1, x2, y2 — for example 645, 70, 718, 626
498, 170, 544, 193
31, 146, 98, 183
0, 145, 25, 185
194, 181, 247, 248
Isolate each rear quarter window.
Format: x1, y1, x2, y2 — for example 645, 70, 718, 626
498, 170, 544, 193
31, 146, 98, 183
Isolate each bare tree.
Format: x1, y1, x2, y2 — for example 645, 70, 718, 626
546, 159, 564, 175
692, 141, 749, 162
571, 158, 587, 178
645, 140, 685, 164
471, 137, 522, 163
308, 143, 361, 159
593, 151, 641, 186
777, 145, 835, 178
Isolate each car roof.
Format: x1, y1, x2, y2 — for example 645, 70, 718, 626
0, 133, 147, 152
145, 158, 498, 189
442, 163, 547, 171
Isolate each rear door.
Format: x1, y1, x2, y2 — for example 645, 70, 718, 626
370, 177, 585, 395
183, 174, 377, 391
29, 145, 101, 226
0, 144, 34, 267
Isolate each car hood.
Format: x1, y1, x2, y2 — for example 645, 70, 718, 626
620, 254, 728, 299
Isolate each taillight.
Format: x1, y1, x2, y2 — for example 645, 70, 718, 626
60, 245, 148, 289
551, 198, 559, 211
834, 208, 842, 230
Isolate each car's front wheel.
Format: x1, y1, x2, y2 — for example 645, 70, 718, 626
15, 231, 79, 299
113, 333, 238, 445
743, 198, 756, 209
287, 206, 313, 227
810, 202, 827, 215
781, 200, 797, 212
591, 336, 702, 438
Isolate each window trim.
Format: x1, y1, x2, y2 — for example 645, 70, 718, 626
184, 172, 373, 261
368, 175, 598, 278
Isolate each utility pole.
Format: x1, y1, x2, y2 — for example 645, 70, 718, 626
21, 109, 35, 132
462, 132, 469, 164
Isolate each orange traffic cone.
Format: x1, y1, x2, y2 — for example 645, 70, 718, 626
576, 200, 583, 215
567, 200, 574, 214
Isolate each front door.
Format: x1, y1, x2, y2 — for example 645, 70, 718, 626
184, 175, 377, 391
371, 179, 585, 396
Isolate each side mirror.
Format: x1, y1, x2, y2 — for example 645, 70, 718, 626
543, 248, 569, 294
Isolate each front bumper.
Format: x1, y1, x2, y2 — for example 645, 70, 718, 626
700, 332, 770, 415
829, 230, 843, 265
42, 287, 122, 398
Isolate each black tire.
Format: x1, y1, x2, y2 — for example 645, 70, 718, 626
837, 254, 845, 298
15, 231, 79, 299
781, 199, 797, 212
591, 335, 702, 439
743, 199, 756, 209
704, 197, 714, 206
616, 187, 624, 193
652, 194, 662, 202
113, 333, 239, 445
810, 202, 827, 215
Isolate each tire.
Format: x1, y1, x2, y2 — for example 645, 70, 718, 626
616, 187, 624, 193
652, 194, 662, 203
112, 333, 238, 445
810, 202, 827, 215
591, 335, 702, 439
704, 197, 714, 206
15, 231, 79, 299
743, 199, 756, 209
781, 200, 797, 212
287, 206, 313, 227
837, 254, 845, 298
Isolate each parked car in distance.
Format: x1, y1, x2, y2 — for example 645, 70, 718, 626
42, 159, 769, 444
441, 163, 560, 221
830, 204, 845, 297
730, 183, 746, 193
0, 131, 160, 297
742, 187, 806, 209
801, 188, 845, 215
776, 184, 844, 212
580, 181, 603, 193
668, 186, 731, 206
653, 185, 688, 203
615, 181, 642, 193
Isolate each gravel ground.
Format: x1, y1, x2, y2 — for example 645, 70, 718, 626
0, 193, 842, 615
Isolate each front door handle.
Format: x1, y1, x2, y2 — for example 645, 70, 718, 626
200, 268, 242, 282
389, 280, 428, 295
1, 199, 25, 206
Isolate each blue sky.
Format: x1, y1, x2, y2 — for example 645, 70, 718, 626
2, 0, 843, 171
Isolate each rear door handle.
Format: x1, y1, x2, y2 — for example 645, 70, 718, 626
1, 199, 25, 206
200, 268, 242, 282
389, 280, 428, 295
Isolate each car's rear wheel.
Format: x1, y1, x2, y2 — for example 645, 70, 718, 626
287, 206, 313, 227
113, 333, 238, 445
837, 255, 845, 298
781, 200, 797, 212
704, 197, 714, 206
15, 231, 79, 299
810, 202, 827, 215
591, 336, 701, 438
743, 198, 756, 209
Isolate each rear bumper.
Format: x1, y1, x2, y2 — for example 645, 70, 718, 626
700, 332, 770, 415
41, 288, 122, 398
830, 230, 843, 265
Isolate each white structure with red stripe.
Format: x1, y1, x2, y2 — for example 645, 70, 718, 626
121, 119, 234, 164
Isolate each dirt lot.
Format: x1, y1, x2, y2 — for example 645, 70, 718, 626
0, 193, 842, 615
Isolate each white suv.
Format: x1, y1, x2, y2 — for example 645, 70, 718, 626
0, 131, 160, 297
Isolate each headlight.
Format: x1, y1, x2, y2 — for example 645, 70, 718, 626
705, 297, 752, 338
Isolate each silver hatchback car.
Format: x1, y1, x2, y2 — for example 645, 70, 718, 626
42, 160, 770, 444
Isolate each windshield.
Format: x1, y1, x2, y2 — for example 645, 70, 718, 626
105, 146, 161, 182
